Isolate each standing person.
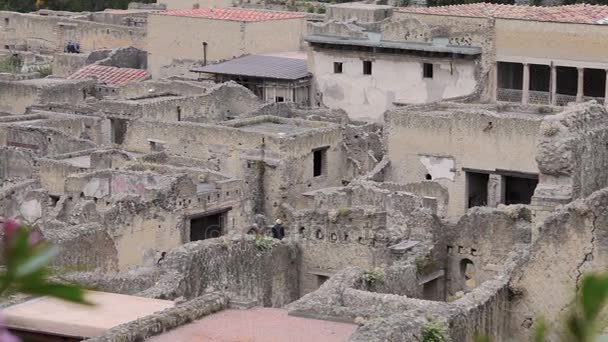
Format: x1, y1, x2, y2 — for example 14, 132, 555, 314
271, 219, 285, 240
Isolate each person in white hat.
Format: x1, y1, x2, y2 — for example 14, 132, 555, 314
272, 219, 285, 240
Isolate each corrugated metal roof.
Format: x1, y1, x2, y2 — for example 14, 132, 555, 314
156, 8, 305, 22
68, 65, 150, 86
398, 3, 608, 25
191, 55, 310, 80
305, 35, 482, 55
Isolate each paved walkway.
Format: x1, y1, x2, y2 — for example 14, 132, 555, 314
149, 308, 357, 342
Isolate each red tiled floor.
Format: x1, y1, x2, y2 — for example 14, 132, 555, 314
149, 308, 357, 342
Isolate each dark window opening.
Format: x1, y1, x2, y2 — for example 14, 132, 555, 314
423, 63, 433, 78
313, 147, 328, 177
317, 274, 329, 288
425, 173, 432, 180
504, 175, 538, 205
4, 18, 8, 26
363, 60, 372, 75
556, 66, 578, 96
466, 172, 489, 208
190, 211, 227, 241
583, 68, 606, 98
460, 258, 476, 289
333, 62, 343, 74
529, 64, 550, 92
275, 96, 284, 103
497, 62, 523, 90
110, 118, 127, 145
177, 106, 182, 121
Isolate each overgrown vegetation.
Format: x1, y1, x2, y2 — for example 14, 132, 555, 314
0, 55, 22, 74
31, 65, 52, 77
415, 256, 438, 276
363, 267, 385, 288
422, 321, 452, 342
255, 234, 275, 251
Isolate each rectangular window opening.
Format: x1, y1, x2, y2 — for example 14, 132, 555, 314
466, 172, 489, 209
275, 96, 284, 103
423, 63, 434, 78
313, 147, 328, 177
363, 60, 372, 75
333, 62, 343, 74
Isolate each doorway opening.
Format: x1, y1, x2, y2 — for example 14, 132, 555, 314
504, 175, 538, 205
190, 210, 228, 241
466, 172, 489, 208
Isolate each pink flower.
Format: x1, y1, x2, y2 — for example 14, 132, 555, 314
27, 231, 43, 247
2, 219, 20, 244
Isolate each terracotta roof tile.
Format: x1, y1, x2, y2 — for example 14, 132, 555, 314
68, 65, 149, 86
398, 3, 608, 24
156, 8, 305, 22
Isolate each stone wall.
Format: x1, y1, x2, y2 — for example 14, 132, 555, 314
510, 187, 608, 340
0, 125, 96, 156
532, 102, 608, 220
0, 11, 146, 54
445, 205, 531, 298
141, 236, 300, 307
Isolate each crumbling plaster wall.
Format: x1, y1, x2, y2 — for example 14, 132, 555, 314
390, 12, 496, 101
309, 48, 477, 123
385, 104, 542, 218
510, 187, 608, 341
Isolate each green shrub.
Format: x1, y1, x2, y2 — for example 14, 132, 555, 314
255, 234, 274, 251
316, 6, 326, 13
32, 65, 53, 77
0, 55, 22, 74
363, 267, 385, 288
422, 321, 452, 342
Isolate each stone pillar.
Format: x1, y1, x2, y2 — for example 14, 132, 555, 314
487, 174, 505, 208
550, 64, 557, 105
522, 63, 530, 104
604, 70, 608, 106
577, 67, 584, 102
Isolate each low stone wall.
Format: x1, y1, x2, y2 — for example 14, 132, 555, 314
86, 292, 228, 342
140, 236, 300, 307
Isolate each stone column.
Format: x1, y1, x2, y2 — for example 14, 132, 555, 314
550, 64, 557, 105
604, 70, 608, 106
577, 67, 585, 102
522, 63, 530, 104
487, 174, 505, 208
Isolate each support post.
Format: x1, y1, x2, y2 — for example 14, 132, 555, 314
604, 70, 608, 106
550, 64, 557, 105
487, 174, 505, 208
522, 63, 530, 104
577, 67, 584, 102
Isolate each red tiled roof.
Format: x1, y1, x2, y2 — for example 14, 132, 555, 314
156, 8, 305, 22
68, 65, 149, 86
398, 3, 608, 24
